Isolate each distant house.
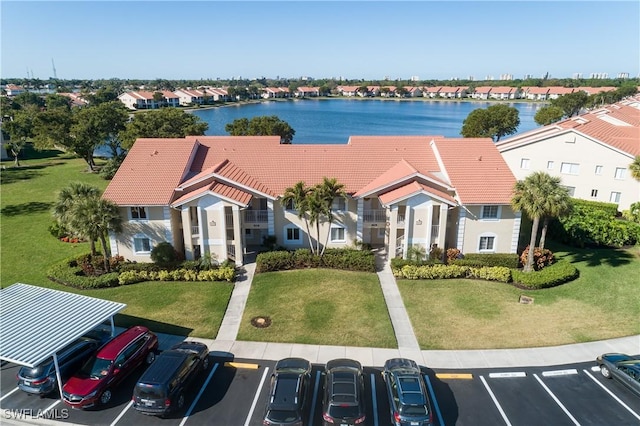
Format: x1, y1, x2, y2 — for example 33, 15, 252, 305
405, 87, 423, 98
440, 86, 470, 99
522, 87, 550, 101
174, 88, 205, 106
576, 87, 617, 96
497, 95, 640, 211
4, 84, 25, 97
295, 87, 320, 97
489, 86, 519, 100
118, 90, 178, 110
547, 87, 574, 100
337, 86, 360, 97
203, 87, 229, 102
471, 86, 493, 99
423, 86, 442, 98
379, 86, 397, 97
262, 87, 290, 99
59, 92, 90, 107
103, 135, 521, 265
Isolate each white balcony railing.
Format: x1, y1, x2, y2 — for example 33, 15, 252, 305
225, 213, 233, 227
363, 209, 387, 222
191, 225, 199, 235
431, 224, 439, 239
396, 236, 404, 257
244, 210, 268, 223
227, 244, 236, 260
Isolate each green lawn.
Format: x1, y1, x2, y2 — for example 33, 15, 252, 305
1, 151, 233, 338
399, 245, 640, 350
237, 269, 397, 348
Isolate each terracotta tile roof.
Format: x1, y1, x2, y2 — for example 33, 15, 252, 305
474, 86, 493, 94
523, 87, 550, 94
103, 138, 197, 205
548, 87, 575, 95
379, 181, 456, 206
490, 86, 514, 94
432, 138, 516, 204
172, 180, 252, 207
106, 135, 515, 208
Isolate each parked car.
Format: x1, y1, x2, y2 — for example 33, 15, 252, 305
262, 357, 312, 426
596, 353, 640, 397
17, 329, 111, 396
132, 341, 210, 417
382, 358, 433, 426
62, 326, 158, 409
322, 359, 366, 426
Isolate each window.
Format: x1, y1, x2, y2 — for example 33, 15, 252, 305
595, 165, 603, 175
547, 161, 554, 170
614, 167, 627, 180
591, 189, 598, 198
520, 158, 530, 169
478, 236, 495, 252
332, 198, 346, 211
610, 192, 621, 203
564, 186, 576, 196
130, 206, 147, 220
560, 162, 580, 175
133, 236, 151, 253
330, 227, 345, 242
285, 227, 301, 242
283, 199, 295, 210
481, 205, 499, 219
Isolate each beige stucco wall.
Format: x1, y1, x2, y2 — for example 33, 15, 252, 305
500, 131, 639, 210
456, 205, 520, 254
113, 206, 172, 262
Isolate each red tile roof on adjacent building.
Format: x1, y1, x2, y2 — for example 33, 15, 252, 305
378, 181, 456, 206
104, 134, 517, 207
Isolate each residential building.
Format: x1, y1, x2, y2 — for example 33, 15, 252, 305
4, 84, 25, 96
174, 88, 205, 106
262, 87, 290, 99
118, 90, 179, 110
295, 87, 320, 97
103, 135, 521, 265
497, 96, 640, 211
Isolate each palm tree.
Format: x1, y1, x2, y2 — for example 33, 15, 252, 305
511, 172, 556, 272
68, 197, 122, 272
630, 156, 640, 182
317, 177, 346, 256
538, 180, 572, 250
53, 182, 102, 255
281, 181, 315, 253
305, 189, 327, 255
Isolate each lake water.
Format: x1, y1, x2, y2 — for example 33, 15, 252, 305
190, 98, 544, 144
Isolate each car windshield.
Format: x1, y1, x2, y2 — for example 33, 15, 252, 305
20, 363, 50, 379
79, 357, 113, 379
328, 404, 360, 419
266, 410, 298, 422
400, 404, 428, 416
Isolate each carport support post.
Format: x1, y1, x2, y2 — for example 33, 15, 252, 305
53, 353, 64, 399
109, 316, 115, 337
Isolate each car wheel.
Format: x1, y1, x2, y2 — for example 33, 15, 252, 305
202, 358, 209, 370
100, 389, 112, 405
600, 365, 611, 378
146, 351, 156, 364
177, 394, 185, 410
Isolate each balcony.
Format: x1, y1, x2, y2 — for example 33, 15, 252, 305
431, 224, 440, 240
227, 244, 236, 260
244, 210, 268, 223
191, 225, 199, 235
363, 209, 387, 223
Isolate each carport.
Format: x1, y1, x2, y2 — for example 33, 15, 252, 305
0, 283, 126, 399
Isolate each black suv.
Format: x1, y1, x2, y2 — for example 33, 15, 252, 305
382, 358, 433, 426
263, 357, 312, 426
322, 359, 366, 426
132, 341, 209, 416
17, 329, 111, 396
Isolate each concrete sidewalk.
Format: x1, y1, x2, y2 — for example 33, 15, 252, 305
164, 251, 639, 369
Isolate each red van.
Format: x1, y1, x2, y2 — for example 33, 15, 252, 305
62, 326, 158, 409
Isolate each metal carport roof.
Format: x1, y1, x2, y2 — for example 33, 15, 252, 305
0, 283, 126, 368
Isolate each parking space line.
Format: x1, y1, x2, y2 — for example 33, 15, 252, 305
243, 366, 269, 426
424, 375, 445, 426
180, 362, 219, 426
42, 400, 60, 414
533, 374, 580, 425
590, 366, 601, 372
542, 369, 578, 377
0, 387, 19, 402
489, 372, 527, 378
582, 369, 640, 421
224, 361, 259, 370
110, 400, 133, 426
308, 370, 321, 426
479, 375, 512, 426
370, 374, 378, 426
436, 373, 473, 380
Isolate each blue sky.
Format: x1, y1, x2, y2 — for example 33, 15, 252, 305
2, 1, 638, 81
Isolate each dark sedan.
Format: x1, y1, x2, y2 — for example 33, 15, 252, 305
596, 353, 640, 397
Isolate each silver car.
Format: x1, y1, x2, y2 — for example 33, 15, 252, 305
596, 353, 640, 397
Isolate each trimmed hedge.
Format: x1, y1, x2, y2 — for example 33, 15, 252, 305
117, 267, 235, 285
48, 257, 120, 289
451, 253, 520, 268
394, 264, 512, 282
511, 259, 579, 289
256, 248, 376, 273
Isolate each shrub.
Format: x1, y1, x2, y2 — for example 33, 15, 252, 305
446, 248, 461, 264
256, 251, 294, 273
99, 155, 125, 180
519, 247, 554, 271
320, 249, 376, 272
429, 246, 444, 262
48, 221, 69, 239
150, 242, 179, 265
512, 259, 579, 289
451, 253, 520, 269
398, 264, 470, 280
117, 266, 236, 284
468, 266, 512, 283
256, 248, 375, 273
292, 249, 319, 269
48, 257, 120, 289
622, 202, 640, 224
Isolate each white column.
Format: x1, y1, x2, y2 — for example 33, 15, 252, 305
388, 206, 398, 258
356, 198, 364, 243
232, 206, 243, 266
438, 204, 448, 249
197, 206, 204, 255
163, 206, 173, 243
426, 204, 433, 249
108, 231, 118, 256
456, 208, 466, 252
511, 211, 522, 253
181, 206, 193, 260
403, 205, 412, 259
267, 199, 275, 236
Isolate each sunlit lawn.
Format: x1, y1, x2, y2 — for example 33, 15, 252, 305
237, 269, 397, 348
399, 245, 640, 349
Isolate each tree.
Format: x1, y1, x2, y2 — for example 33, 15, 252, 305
550, 91, 589, 117
2, 106, 38, 166
120, 108, 208, 149
53, 182, 102, 255
317, 177, 346, 256
534, 105, 565, 126
538, 178, 572, 250
511, 172, 570, 272
630, 156, 640, 182
461, 104, 520, 141
225, 115, 295, 144
281, 181, 314, 252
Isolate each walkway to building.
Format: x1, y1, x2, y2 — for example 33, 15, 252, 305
204, 250, 639, 369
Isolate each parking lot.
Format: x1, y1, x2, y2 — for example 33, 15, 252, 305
2, 356, 639, 425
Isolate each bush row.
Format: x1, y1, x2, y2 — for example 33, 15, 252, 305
451, 253, 520, 269
47, 259, 120, 289
511, 259, 579, 289
256, 248, 376, 273
394, 264, 512, 282
117, 267, 235, 285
